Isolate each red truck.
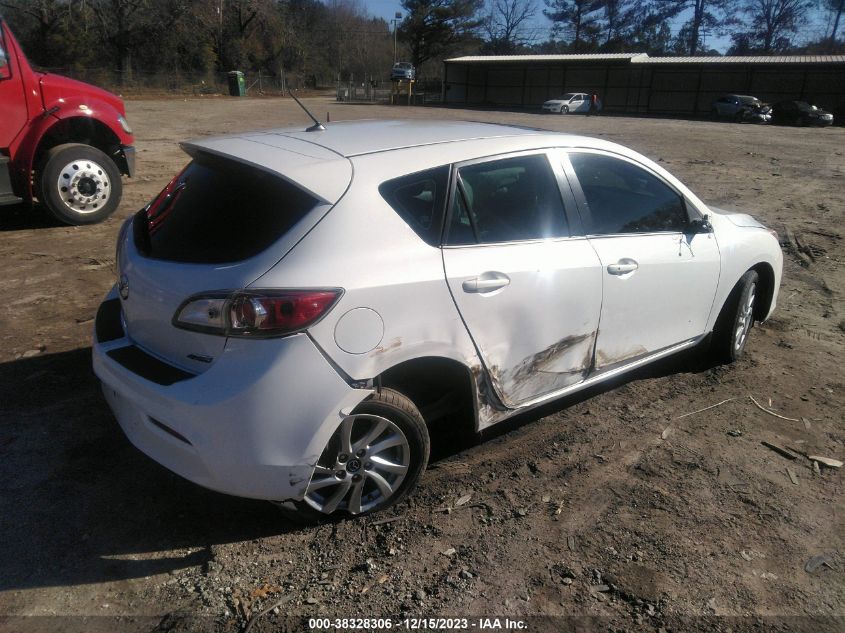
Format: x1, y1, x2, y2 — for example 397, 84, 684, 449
0, 18, 134, 225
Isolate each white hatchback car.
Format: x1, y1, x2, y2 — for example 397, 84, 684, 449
542, 93, 600, 114
93, 120, 782, 519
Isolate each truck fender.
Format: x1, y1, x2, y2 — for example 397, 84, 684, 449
10, 98, 131, 201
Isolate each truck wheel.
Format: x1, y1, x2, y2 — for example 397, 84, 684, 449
37, 143, 122, 225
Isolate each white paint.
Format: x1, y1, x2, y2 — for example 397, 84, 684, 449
334, 307, 384, 354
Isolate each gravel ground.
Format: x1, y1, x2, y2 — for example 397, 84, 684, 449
0, 97, 843, 633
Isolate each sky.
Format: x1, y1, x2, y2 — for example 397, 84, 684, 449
360, 0, 836, 55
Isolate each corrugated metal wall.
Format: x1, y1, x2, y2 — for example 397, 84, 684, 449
443, 60, 845, 114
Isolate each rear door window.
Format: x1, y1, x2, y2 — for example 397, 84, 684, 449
446, 153, 568, 245
137, 155, 317, 263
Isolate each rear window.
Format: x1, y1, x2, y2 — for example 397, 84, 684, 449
135, 155, 317, 263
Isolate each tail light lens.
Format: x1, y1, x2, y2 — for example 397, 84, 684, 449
173, 289, 342, 337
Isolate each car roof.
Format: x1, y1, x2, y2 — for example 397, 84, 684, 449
180, 120, 631, 203
187, 120, 544, 160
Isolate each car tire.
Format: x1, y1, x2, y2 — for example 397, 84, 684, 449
37, 143, 122, 225
277, 388, 430, 523
712, 270, 759, 363
710, 108, 719, 119
560, 106, 569, 114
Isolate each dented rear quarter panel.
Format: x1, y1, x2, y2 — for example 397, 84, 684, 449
252, 149, 483, 395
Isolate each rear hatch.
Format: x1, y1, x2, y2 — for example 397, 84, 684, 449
116, 137, 351, 374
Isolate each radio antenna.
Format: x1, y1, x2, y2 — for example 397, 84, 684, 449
288, 89, 325, 132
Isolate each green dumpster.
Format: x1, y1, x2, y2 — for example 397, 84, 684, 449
227, 71, 245, 97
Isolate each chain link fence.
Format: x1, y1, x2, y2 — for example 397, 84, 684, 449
37, 67, 329, 96
38, 67, 444, 104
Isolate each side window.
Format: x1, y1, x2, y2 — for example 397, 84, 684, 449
378, 166, 449, 246
447, 153, 568, 245
0, 34, 9, 80
569, 153, 688, 235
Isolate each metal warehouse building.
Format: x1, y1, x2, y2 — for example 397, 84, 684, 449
442, 53, 845, 114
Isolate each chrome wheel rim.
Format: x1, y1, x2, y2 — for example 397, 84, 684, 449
734, 283, 756, 352
56, 159, 111, 214
304, 414, 410, 515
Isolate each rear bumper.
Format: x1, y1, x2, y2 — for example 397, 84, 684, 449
92, 286, 371, 501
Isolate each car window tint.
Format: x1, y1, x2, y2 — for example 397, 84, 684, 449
447, 154, 568, 244
379, 166, 449, 246
139, 156, 317, 263
569, 153, 688, 235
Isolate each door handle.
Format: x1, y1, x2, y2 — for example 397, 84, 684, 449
607, 259, 639, 275
462, 272, 510, 293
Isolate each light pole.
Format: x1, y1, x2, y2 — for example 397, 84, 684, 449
392, 12, 401, 64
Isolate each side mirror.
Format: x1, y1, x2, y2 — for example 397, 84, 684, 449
688, 214, 713, 234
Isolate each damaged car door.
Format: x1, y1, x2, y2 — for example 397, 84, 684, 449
442, 151, 602, 408
564, 150, 720, 369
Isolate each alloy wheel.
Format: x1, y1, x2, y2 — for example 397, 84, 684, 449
304, 414, 411, 515
734, 283, 756, 352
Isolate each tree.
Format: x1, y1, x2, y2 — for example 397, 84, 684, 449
660, 0, 737, 55
730, 0, 813, 52
599, 0, 636, 48
399, 0, 484, 69
89, 0, 154, 81
825, 0, 844, 48
482, 0, 538, 53
629, 12, 674, 54
543, 0, 602, 51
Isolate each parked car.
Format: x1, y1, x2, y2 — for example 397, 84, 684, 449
710, 94, 771, 123
0, 18, 134, 224
542, 93, 600, 114
771, 100, 834, 127
93, 120, 782, 519
390, 62, 415, 81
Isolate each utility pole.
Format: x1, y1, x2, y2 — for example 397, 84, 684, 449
392, 12, 401, 64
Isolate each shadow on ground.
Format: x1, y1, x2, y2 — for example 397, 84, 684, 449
0, 203, 64, 232
0, 348, 295, 592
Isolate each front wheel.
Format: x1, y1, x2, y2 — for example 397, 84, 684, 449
712, 270, 759, 363
559, 105, 569, 114
282, 388, 430, 522
37, 143, 122, 225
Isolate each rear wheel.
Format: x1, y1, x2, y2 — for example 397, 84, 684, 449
712, 270, 759, 363
280, 388, 429, 522
37, 143, 122, 225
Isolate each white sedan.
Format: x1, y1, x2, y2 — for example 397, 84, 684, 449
542, 92, 600, 114
93, 119, 782, 519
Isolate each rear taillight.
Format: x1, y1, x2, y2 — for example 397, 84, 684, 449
173, 289, 342, 337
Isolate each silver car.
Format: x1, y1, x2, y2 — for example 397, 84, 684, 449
93, 120, 782, 519
711, 94, 772, 123
391, 62, 415, 81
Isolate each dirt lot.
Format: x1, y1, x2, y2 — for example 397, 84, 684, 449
0, 98, 843, 633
